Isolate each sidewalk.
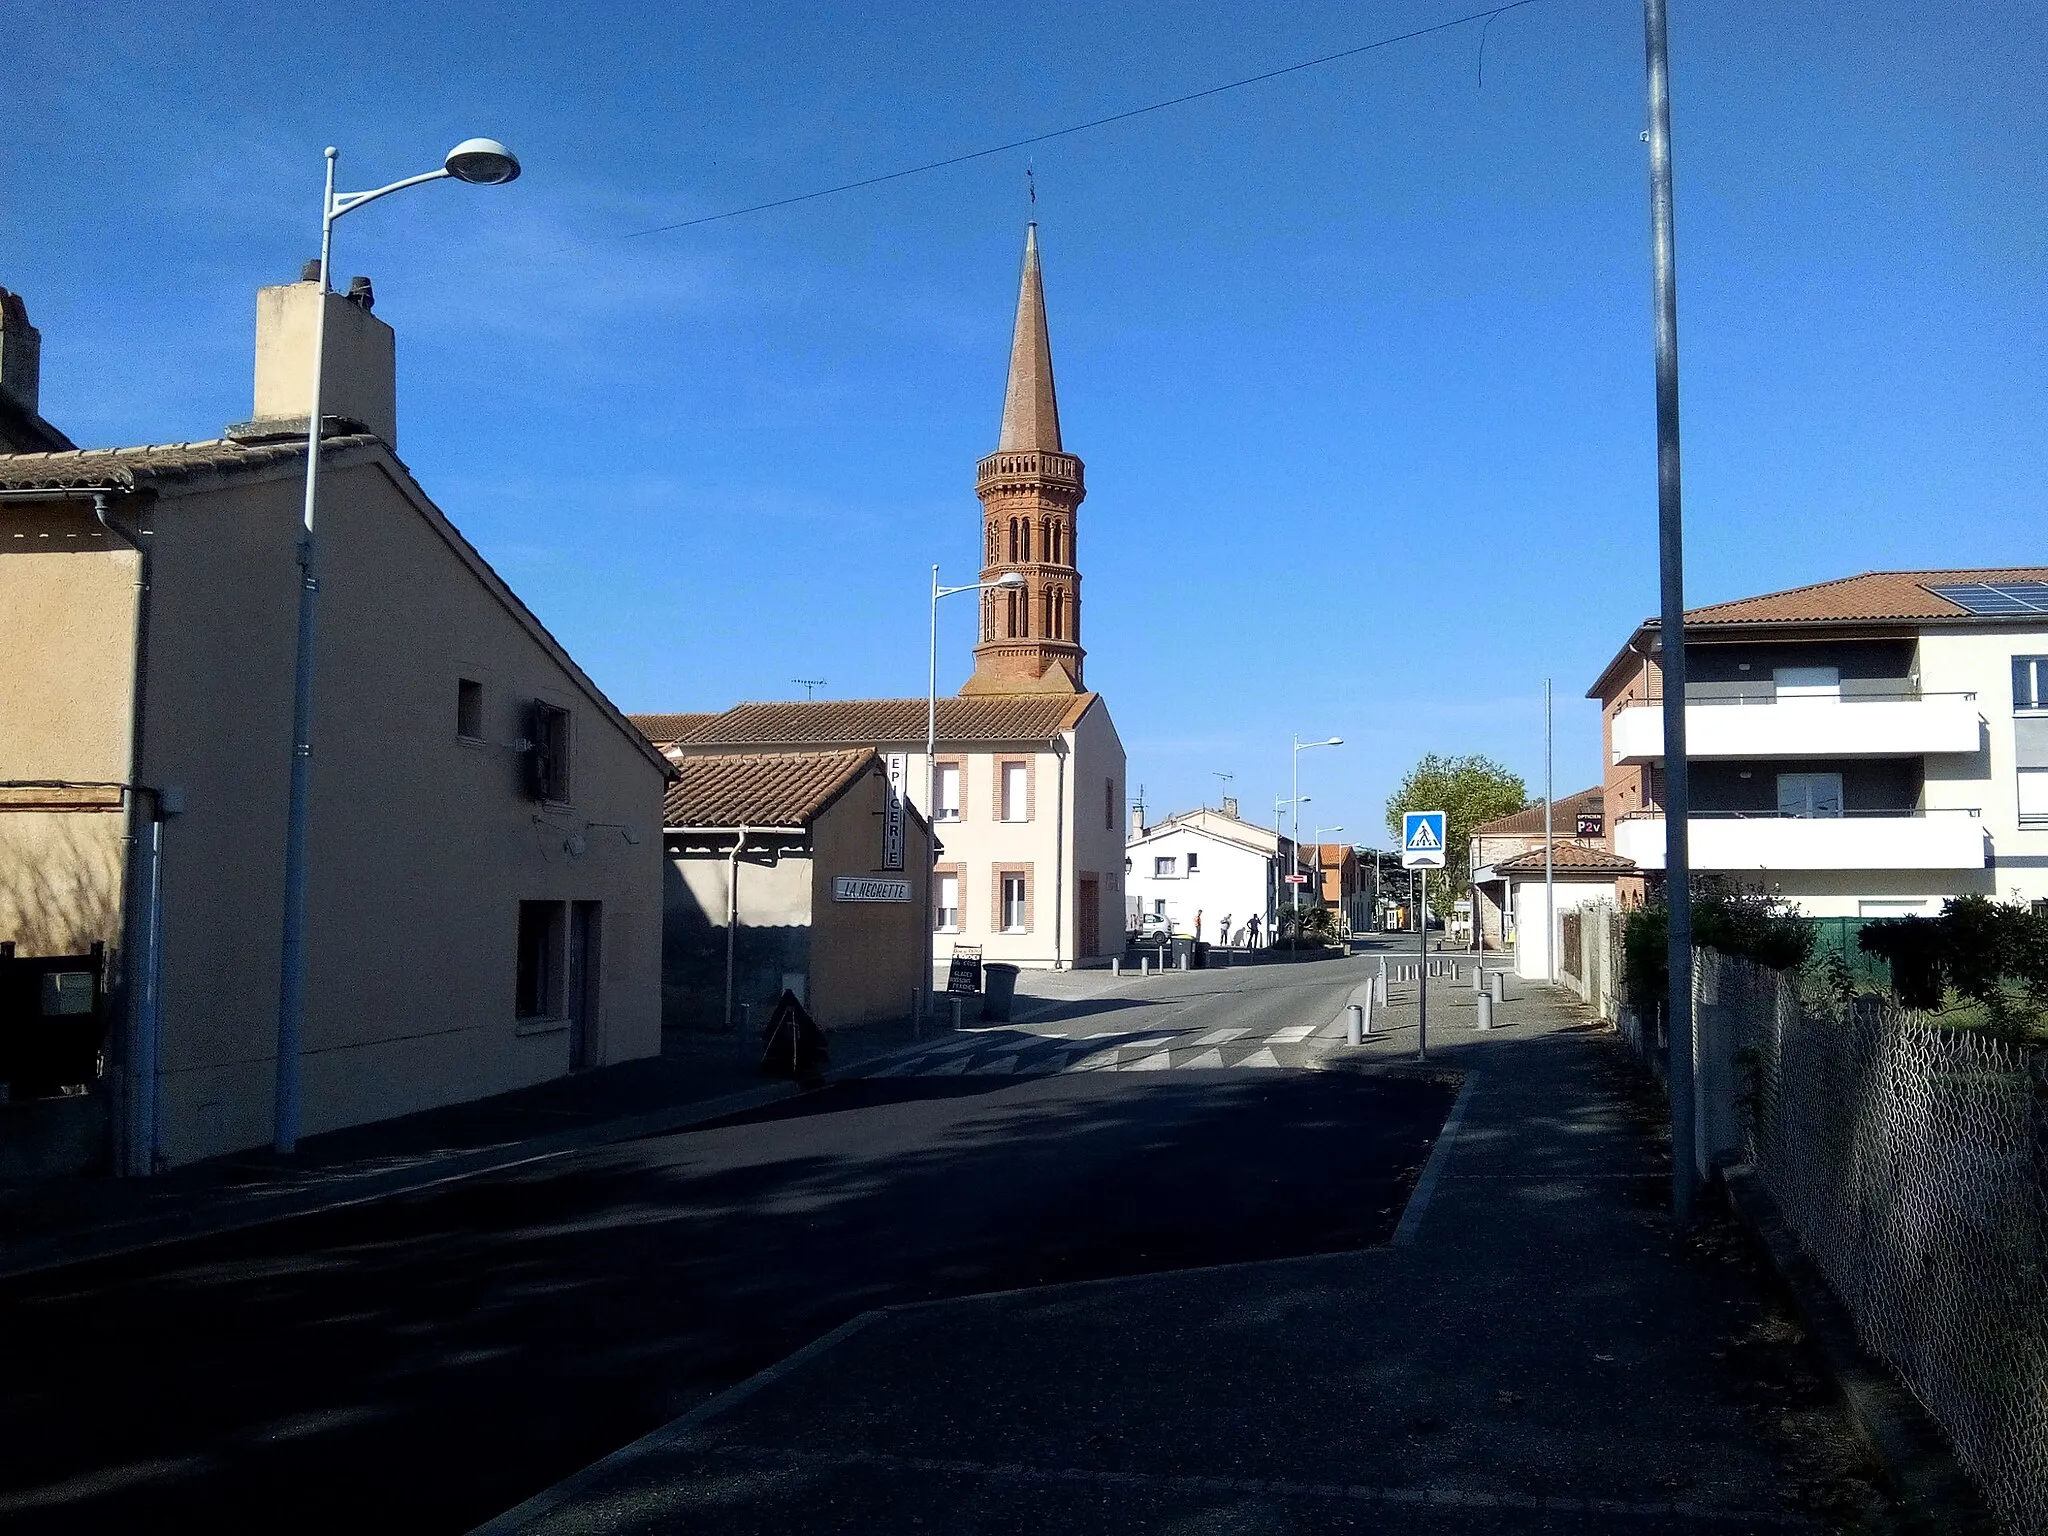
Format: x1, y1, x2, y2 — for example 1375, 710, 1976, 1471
0, 974, 1120, 1282
485, 975, 1901, 1533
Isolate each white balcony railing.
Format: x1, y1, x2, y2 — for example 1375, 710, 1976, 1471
1614, 810, 1988, 872
1611, 695, 1981, 764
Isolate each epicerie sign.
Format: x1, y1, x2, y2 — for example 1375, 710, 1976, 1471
833, 876, 912, 903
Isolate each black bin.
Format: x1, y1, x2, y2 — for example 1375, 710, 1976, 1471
981, 963, 1020, 1022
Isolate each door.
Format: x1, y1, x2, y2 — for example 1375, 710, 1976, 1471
1776, 772, 1844, 818
1077, 877, 1100, 957
567, 902, 602, 1069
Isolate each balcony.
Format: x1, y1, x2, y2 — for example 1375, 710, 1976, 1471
1610, 691, 1981, 765
1614, 810, 1988, 872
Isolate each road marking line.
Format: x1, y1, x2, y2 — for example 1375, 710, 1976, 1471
691, 1444, 1811, 1527
1123, 1051, 1173, 1071
1238, 1047, 1282, 1068
1183, 1049, 1226, 1069
1269, 1024, 1317, 1044
927, 1057, 971, 1076
1391, 1071, 1479, 1248
1189, 1027, 1249, 1046
968, 1055, 1021, 1075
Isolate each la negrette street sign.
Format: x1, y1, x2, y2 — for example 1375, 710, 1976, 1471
1401, 810, 1447, 870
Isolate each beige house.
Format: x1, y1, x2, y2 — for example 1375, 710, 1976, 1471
0, 271, 672, 1172
642, 697, 1124, 970
661, 749, 932, 1031
1466, 787, 1611, 951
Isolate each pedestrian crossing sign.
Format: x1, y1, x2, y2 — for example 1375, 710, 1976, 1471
1402, 810, 1447, 869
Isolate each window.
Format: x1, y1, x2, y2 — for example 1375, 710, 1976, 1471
1001, 760, 1028, 822
527, 701, 572, 802
936, 872, 961, 932
1153, 898, 1166, 918
1020, 519, 1031, 562
936, 762, 962, 821
1777, 771, 1844, 818
1006, 589, 1020, 638
1186, 851, 1199, 874
1105, 778, 1115, 831
1001, 873, 1027, 932
1774, 666, 1840, 703
516, 901, 565, 1019
1154, 856, 1176, 878
2015, 656, 2048, 710
456, 677, 484, 740
2021, 769, 2048, 829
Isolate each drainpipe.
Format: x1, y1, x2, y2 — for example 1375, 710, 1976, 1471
1049, 735, 1068, 969
724, 824, 750, 1030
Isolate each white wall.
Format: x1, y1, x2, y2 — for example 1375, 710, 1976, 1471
1918, 626, 2048, 907
1511, 878, 1619, 981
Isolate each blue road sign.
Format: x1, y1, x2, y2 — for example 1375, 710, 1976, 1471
1402, 810, 1447, 869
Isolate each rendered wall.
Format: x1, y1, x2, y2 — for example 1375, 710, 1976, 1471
809, 766, 930, 1028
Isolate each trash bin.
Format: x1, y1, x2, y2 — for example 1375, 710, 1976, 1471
1171, 936, 1194, 969
981, 962, 1020, 1022
1191, 941, 1210, 970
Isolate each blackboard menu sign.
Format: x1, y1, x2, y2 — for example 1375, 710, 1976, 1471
945, 955, 982, 995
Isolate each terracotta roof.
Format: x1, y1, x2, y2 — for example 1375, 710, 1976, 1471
675, 693, 1097, 748
1680, 568, 2048, 626
662, 749, 877, 828
630, 712, 720, 747
0, 434, 383, 491
1492, 843, 1636, 874
1471, 788, 1601, 838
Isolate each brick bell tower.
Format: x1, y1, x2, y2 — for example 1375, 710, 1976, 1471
961, 223, 1086, 696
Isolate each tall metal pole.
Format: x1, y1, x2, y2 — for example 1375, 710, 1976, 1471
1644, 0, 1697, 1220
925, 565, 940, 1016
274, 147, 338, 1156
1545, 678, 1556, 985
1290, 738, 1301, 930
1417, 875, 1429, 1060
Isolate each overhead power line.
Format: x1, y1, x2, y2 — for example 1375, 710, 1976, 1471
620, 0, 1549, 241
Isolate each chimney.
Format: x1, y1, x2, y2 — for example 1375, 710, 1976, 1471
241, 267, 397, 447
1221, 795, 1239, 820
1129, 802, 1145, 840
0, 287, 43, 417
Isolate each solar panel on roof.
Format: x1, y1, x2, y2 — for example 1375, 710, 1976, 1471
1925, 582, 2048, 616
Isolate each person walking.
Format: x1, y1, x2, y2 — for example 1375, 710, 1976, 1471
1246, 913, 1262, 948
1194, 910, 1204, 942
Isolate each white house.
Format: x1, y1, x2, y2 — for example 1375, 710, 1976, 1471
1592, 567, 2048, 919
1476, 844, 1636, 981
1125, 803, 1300, 947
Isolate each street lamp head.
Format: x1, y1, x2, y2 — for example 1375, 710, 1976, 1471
1322, 737, 1344, 747
445, 138, 521, 185
992, 571, 1027, 589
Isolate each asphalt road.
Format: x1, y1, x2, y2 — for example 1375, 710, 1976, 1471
0, 957, 1452, 1534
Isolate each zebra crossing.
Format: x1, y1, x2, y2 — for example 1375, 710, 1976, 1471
869, 1021, 1331, 1079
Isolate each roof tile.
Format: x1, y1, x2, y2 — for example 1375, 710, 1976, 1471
673, 694, 1096, 748
1683, 568, 2048, 626
663, 749, 878, 828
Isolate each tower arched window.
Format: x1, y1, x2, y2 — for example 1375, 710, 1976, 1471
1006, 589, 1019, 638
1021, 519, 1031, 563
1007, 520, 1018, 562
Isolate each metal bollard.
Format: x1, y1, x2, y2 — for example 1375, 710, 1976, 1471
1490, 971, 1507, 1004
1346, 1002, 1365, 1047
950, 997, 963, 1031
1372, 971, 1386, 1007
1361, 989, 1374, 1035
1112, 957, 1121, 978
1178, 952, 1188, 971
1471, 964, 1485, 992
1477, 991, 1494, 1031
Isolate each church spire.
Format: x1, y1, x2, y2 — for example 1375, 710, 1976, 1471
964, 222, 1087, 697
997, 222, 1062, 453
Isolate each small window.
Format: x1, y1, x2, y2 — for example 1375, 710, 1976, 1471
2020, 768, 2048, 829
527, 701, 571, 803
936, 762, 962, 822
2015, 656, 2048, 711
1001, 761, 1028, 822
516, 901, 565, 1019
1105, 778, 1115, 832
1001, 873, 1027, 933
456, 678, 484, 740
1185, 851, 1199, 874
1154, 855, 1176, 878
936, 872, 961, 932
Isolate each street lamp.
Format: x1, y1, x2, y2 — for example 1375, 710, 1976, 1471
924, 567, 1027, 1003
1289, 735, 1342, 926
274, 139, 521, 1156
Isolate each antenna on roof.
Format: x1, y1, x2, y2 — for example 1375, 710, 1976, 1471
1212, 771, 1234, 808
793, 678, 826, 701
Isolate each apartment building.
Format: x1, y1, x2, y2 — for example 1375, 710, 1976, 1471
1125, 802, 1296, 946
1589, 568, 2048, 917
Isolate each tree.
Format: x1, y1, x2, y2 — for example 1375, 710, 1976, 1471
1383, 754, 1527, 915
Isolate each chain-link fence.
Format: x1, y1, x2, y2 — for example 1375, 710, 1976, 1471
1718, 952, 2048, 1535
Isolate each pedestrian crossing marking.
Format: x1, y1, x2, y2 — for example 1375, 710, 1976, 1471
1190, 1027, 1249, 1046
1240, 1047, 1282, 1068
1185, 1049, 1226, 1068
969, 1054, 1020, 1075
1269, 1024, 1317, 1044
1126, 1051, 1173, 1071
929, 1057, 971, 1075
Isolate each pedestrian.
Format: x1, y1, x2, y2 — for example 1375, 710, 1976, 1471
1218, 914, 1232, 951
1194, 910, 1204, 941
1246, 913, 1261, 948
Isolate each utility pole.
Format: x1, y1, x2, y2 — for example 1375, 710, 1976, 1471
1644, 0, 1697, 1220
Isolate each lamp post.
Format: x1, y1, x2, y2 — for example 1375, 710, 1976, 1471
1290, 735, 1342, 927
273, 138, 520, 1156
924, 567, 1026, 1003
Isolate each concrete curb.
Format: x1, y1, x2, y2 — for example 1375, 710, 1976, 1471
0, 1021, 1000, 1285
1720, 1164, 1999, 1536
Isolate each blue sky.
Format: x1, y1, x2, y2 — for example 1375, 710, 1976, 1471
8, 0, 2044, 844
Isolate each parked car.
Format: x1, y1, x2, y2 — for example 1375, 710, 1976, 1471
1129, 912, 1173, 948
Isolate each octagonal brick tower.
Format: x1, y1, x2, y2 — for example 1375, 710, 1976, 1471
962, 222, 1086, 696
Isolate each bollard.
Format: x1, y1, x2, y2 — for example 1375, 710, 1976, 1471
1361, 988, 1374, 1035
1471, 963, 1485, 992
1490, 971, 1507, 1004
1346, 1002, 1365, 1047
738, 1002, 751, 1038
1112, 957, 1121, 978
1477, 991, 1494, 1031
1178, 952, 1188, 971
950, 997, 963, 1031
1372, 970, 1386, 1007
